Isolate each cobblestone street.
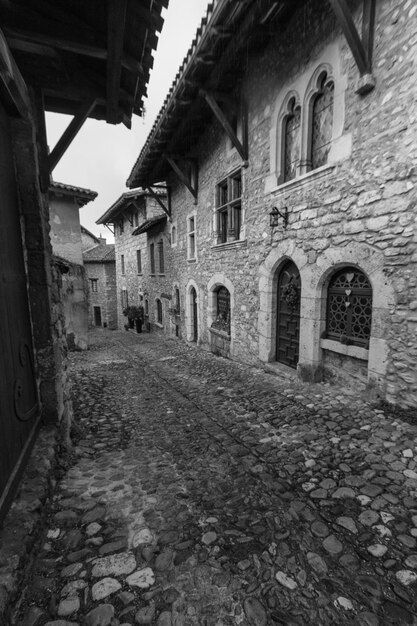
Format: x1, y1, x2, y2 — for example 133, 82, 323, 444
15, 329, 417, 626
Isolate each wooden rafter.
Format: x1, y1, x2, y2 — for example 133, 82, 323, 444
200, 90, 247, 162
48, 99, 97, 172
5, 29, 143, 75
0, 28, 30, 117
146, 186, 171, 218
32, 90, 51, 193
164, 155, 198, 202
328, 0, 376, 92
107, 0, 127, 124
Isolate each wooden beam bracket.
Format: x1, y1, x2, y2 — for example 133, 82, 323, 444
164, 155, 198, 203
146, 186, 171, 219
48, 98, 97, 172
328, 0, 376, 94
200, 89, 248, 163
0, 28, 31, 118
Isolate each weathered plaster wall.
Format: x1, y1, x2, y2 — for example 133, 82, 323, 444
49, 195, 83, 265
60, 263, 89, 350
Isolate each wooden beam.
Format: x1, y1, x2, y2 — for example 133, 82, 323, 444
0, 28, 30, 118
327, 0, 369, 75
48, 99, 97, 172
5, 27, 143, 75
106, 0, 127, 124
200, 90, 247, 162
362, 0, 376, 70
146, 186, 171, 218
164, 155, 198, 201
32, 90, 51, 193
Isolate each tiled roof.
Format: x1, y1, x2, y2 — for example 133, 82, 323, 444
96, 187, 167, 225
132, 215, 167, 235
50, 182, 98, 207
83, 243, 115, 263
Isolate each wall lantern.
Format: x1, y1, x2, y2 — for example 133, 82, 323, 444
269, 206, 288, 229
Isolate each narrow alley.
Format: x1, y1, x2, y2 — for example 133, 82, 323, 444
15, 330, 417, 626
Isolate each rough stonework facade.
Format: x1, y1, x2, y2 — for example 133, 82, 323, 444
103, 0, 416, 408
96, 189, 169, 331
83, 240, 117, 330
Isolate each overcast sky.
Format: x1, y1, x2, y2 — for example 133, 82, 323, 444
46, 0, 209, 242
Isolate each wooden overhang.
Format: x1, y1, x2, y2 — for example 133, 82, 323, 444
127, 0, 376, 190
0, 0, 168, 183
96, 186, 168, 227
132, 214, 167, 235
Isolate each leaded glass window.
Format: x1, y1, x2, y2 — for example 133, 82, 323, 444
311, 79, 334, 170
327, 267, 372, 347
284, 100, 301, 182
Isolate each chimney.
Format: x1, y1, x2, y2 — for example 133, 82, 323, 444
98, 235, 106, 244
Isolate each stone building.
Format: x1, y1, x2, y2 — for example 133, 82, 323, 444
0, 0, 166, 536
81, 225, 100, 252
120, 0, 416, 408
83, 239, 117, 330
96, 188, 169, 331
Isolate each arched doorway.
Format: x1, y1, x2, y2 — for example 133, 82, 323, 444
276, 260, 301, 368
190, 286, 198, 342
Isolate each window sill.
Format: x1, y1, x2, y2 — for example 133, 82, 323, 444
155, 322, 164, 328
187, 258, 197, 263
211, 239, 247, 251
320, 338, 369, 360
158, 273, 165, 277
268, 164, 335, 195
209, 327, 231, 340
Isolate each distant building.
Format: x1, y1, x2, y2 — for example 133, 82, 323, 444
49, 182, 98, 350
81, 225, 100, 253
96, 189, 168, 330
83, 239, 117, 330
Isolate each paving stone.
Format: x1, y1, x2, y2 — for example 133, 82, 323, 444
84, 604, 115, 626
126, 567, 155, 589
92, 577, 121, 601
92, 552, 136, 577
359, 510, 380, 527
335, 517, 358, 534
306, 552, 328, 576
57, 595, 80, 617
243, 597, 268, 625
322, 535, 343, 555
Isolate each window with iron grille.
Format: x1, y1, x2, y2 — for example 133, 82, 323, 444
211, 286, 231, 334
215, 170, 242, 244
121, 254, 125, 275
156, 298, 163, 324
90, 278, 98, 292
311, 77, 334, 170
326, 267, 372, 347
283, 99, 301, 182
150, 243, 155, 274
158, 239, 164, 273
136, 250, 142, 274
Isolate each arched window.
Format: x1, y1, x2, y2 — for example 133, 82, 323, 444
310, 76, 334, 170
327, 267, 372, 347
283, 98, 301, 182
211, 286, 230, 334
156, 298, 163, 324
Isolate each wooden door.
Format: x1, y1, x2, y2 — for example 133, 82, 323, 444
94, 306, 102, 326
0, 101, 40, 523
276, 260, 301, 368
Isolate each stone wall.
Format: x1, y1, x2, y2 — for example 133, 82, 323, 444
84, 261, 117, 330
49, 195, 83, 265
114, 196, 169, 330
122, 0, 416, 407
59, 261, 89, 350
